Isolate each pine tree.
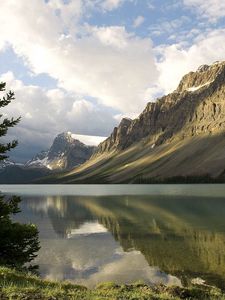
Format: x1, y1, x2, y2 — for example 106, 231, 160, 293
0, 82, 21, 161
0, 82, 40, 270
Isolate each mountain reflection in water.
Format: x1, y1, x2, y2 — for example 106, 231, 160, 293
9, 186, 225, 289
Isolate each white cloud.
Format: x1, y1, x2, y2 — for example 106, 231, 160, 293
101, 0, 124, 11
183, 0, 225, 22
0, 0, 158, 115
149, 16, 190, 39
89, 26, 130, 49
48, 0, 83, 22
1, 71, 116, 161
133, 16, 145, 28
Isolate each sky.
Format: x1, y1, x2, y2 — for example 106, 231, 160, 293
1, 0, 225, 162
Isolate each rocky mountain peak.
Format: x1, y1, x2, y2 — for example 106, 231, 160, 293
197, 64, 210, 73
27, 132, 96, 170
176, 61, 225, 94
48, 132, 80, 160
95, 60, 225, 155
120, 117, 132, 126
52, 131, 75, 146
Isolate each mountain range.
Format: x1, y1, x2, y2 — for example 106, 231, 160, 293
40, 61, 225, 183
2, 61, 225, 184
0, 132, 96, 183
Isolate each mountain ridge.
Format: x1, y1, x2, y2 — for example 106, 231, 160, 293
42, 61, 225, 183
95, 61, 225, 156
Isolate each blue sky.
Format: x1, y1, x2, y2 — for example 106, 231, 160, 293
0, 0, 225, 162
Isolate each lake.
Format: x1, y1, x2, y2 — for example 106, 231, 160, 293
1, 184, 225, 289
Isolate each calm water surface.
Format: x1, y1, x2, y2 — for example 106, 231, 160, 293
1, 184, 225, 289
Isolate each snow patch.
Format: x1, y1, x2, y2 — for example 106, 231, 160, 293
28, 156, 50, 168
187, 81, 213, 92
71, 134, 107, 146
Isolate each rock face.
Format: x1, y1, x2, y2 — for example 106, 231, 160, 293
96, 61, 225, 154
97, 118, 132, 153
27, 132, 96, 170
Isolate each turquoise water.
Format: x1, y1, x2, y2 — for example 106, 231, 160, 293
1, 184, 225, 288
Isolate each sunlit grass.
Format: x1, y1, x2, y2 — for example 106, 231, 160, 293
0, 266, 225, 299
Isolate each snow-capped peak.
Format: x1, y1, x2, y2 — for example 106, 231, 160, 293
26, 132, 98, 171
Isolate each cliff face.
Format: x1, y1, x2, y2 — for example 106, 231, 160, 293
96, 118, 132, 153
96, 61, 225, 154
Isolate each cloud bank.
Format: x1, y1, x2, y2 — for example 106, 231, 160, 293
0, 0, 225, 161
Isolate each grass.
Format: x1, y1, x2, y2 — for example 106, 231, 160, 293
0, 267, 225, 299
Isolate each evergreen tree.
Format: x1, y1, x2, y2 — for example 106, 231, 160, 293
0, 82, 21, 160
0, 82, 40, 270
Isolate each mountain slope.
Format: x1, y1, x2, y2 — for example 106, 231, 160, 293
42, 61, 225, 183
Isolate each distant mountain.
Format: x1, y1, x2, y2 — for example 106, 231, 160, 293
46, 61, 225, 183
0, 132, 97, 183
26, 132, 96, 170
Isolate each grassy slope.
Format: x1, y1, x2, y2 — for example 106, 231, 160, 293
0, 267, 224, 300
39, 132, 225, 183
